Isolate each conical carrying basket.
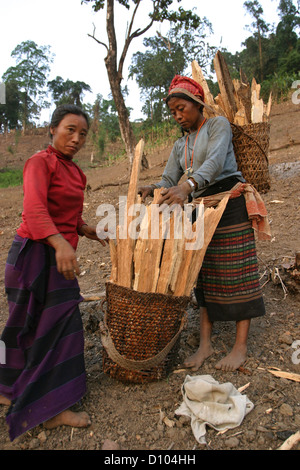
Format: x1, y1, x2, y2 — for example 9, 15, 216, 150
231, 122, 271, 193
99, 282, 189, 384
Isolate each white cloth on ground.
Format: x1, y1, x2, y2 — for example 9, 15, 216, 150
175, 375, 254, 444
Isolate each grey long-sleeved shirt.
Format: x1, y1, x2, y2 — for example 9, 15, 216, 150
154, 116, 244, 197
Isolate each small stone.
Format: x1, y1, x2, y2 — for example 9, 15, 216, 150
101, 439, 120, 450
279, 333, 293, 345
224, 437, 239, 448
244, 430, 256, 442
37, 431, 47, 443
28, 438, 40, 449
279, 403, 293, 416
257, 435, 265, 445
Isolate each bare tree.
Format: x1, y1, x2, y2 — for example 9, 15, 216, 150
82, 0, 200, 164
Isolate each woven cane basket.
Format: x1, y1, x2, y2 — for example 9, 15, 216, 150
99, 282, 189, 384
231, 122, 271, 193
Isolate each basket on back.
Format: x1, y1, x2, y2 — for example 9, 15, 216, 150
231, 122, 271, 193
192, 54, 272, 193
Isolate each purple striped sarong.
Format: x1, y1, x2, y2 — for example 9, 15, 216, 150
0, 235, 86, 441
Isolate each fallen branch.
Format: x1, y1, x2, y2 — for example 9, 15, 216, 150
270, 141, 300, 152
268, 368, 300, 383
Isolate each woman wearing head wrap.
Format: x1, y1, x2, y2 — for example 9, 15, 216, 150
138, 75, 268, 372
0, 104, 109, 441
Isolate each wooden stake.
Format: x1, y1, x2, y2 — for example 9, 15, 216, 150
213, 51, 237, 122
133, 189, 165, 293
173, 196, 229, 296
191, 60, 216, 118
116, 139, 144, 288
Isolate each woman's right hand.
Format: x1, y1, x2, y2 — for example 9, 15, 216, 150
138, 185, 154, 202
47, 234, 80, 280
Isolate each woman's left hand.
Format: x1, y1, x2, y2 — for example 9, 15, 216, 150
157, 182, 191, 207
80, 225, 109, 246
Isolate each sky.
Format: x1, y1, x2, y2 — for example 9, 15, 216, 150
0, 0, 288, 122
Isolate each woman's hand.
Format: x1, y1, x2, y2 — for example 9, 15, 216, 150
79, 224, 109, 247
47, 234, 80, 280
157, 182, 191, 207
137, 185, 154, 202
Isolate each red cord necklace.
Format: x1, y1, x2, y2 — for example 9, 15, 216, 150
184, 118, 206, 176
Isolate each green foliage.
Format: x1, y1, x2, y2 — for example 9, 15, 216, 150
129, 18, 216, 123
82, 0, 201, 28
0, 168, 23, 188
223, 0, 299, 101
261, 70, 300, 101
1, 40, 53, 129
48, 76, 92, 106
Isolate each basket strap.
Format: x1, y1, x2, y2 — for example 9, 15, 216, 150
99, 310, 187, 371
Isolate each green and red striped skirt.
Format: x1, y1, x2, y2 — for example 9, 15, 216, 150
195, 194, 265, 322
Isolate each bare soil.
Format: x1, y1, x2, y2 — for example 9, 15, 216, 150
0, 99, 299, 452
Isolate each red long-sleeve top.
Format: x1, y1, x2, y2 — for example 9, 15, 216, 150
17, 145, 87, 250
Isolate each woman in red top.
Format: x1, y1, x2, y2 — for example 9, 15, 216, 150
0, 104, 107, 441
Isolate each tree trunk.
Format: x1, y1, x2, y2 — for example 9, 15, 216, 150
105, 0, 136, 165
257, 25, 263, 82
106, 66, 136, 165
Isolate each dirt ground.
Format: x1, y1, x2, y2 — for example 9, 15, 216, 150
0, 99, 299, 452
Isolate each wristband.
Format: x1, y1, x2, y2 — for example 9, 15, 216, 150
186, 179, 196, 190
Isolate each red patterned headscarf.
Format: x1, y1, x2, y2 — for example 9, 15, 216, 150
167, 75, 205, 104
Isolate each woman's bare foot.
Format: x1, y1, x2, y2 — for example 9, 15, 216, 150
44, 409, 91, 430
0, 395, 11, 406
215, 344, 247, 371
184, 343, 214, 371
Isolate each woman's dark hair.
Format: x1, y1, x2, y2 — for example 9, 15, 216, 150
165, 92, 204, 114
49, 104, 90, 137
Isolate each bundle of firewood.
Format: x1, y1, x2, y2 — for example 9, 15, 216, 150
109, 139, 229, 297
192, 51, 272, 125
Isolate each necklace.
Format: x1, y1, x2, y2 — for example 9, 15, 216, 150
184, 118, 206, 177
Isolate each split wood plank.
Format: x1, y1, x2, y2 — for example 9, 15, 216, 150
213, 51, 237, 122
116, 139, 144, 288
155, 209, 184, 294
192, 60, 226, 118
191, 60, 216, 118
232, 79, 251, 125
133, 189, 165, 293
169, 232, 186, 295
109, 238, 118, 283
264, 92, 272, 121
268, 368, 300, 383
277, 431, 300, 450
173, 196, 229, 297
251, 77, 264, 123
